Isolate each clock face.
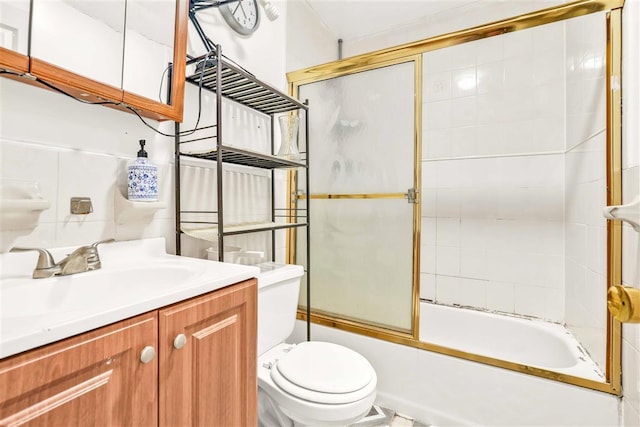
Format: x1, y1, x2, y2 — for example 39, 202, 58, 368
220, 0, 260, 35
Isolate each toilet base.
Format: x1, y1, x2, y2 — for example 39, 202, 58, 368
258, 385, 373, 427
258, 387, 293, 427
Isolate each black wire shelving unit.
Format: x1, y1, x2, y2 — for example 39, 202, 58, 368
174, 45, 311, 338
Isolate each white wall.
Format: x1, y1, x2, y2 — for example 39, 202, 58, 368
341, 0, 567, 58
285, 0, 336, 71
0, 78, 176, 252
187, 0, 288, 89
0, 1, 291, 257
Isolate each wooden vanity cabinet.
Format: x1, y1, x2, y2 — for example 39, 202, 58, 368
0, 278, 258, 426
0, 312, 159, 426
159, 278, 258, 427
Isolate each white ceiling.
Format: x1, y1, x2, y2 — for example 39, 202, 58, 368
303, 0, 480, 41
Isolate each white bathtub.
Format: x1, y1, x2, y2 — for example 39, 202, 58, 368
290, 303, 620, 426
419, 302, 605, 382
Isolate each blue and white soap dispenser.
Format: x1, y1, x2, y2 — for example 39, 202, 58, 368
127, 139, 158, 201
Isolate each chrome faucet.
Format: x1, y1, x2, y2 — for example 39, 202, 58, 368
10, 239, 115, 279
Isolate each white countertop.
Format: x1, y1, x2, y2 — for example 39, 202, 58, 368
0, 237, 259, 359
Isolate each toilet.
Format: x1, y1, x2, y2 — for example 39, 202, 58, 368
256, 263, 377, 427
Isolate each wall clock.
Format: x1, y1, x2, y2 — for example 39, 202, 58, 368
220, 0, 260, 35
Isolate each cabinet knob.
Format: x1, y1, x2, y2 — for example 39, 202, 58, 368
140, 345, 156, 364
173, 333, 187, 350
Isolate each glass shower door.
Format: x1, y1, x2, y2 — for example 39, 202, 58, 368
297, 60, 417, 333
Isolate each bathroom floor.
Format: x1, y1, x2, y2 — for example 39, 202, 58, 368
351, 405, 430, 427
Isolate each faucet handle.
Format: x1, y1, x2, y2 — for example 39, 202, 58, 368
90, 238, 115, 250
86, 238, 115, 269
88, 238, 115, 257
10, 247, 56, 269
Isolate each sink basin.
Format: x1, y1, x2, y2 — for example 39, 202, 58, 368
0, 238, 259, 359
2, 261, 205, 317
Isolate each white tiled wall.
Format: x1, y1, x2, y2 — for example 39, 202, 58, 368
423, 21, 565, 160
420, 10, 616, 372
563, 12, 608, 374
421, 20, 567, 323
0, 1, 290, 260
622, 165, 640, 427
421, 154, 565, 320
622, 0, 640, 424
0, 78, 176, 252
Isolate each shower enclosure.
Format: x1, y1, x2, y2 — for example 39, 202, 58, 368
289, 0, 623, 394
296, 60, 419, 335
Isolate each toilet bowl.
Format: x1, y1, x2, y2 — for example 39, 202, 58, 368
256, 263, 377, 426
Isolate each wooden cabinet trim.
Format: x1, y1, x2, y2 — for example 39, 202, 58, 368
169, 0, 187, 121
0, 47, 29, 73
0, 313, 156, 370
30, 57, 124, 104
122, 91, 180, 122
1, 370, 114, 426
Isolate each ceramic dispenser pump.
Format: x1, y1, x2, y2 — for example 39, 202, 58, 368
127, 140, 158, 201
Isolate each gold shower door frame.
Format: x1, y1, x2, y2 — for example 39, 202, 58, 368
287, 0, 624, 395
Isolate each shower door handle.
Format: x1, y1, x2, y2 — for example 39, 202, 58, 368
404, 188, 419, 204
607, 285, 640, 323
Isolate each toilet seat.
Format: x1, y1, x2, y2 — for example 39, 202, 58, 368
270, 341, 376, 405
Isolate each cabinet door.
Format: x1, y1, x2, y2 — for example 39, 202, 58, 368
29, 0, 126, 103
0, 312, 158, 427
159, 279, 258, 427
0, 0, 30, 72
121, 0, 188, 122
25, 0, 187, 121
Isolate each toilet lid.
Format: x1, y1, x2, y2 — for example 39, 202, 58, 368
274, 341, 374, 394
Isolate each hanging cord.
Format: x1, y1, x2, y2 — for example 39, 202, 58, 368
0, 69, 120, 106
0, 50, 215, 138
158, 64, 172, 104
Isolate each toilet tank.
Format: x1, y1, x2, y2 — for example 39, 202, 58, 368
257, 263, 304, 355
